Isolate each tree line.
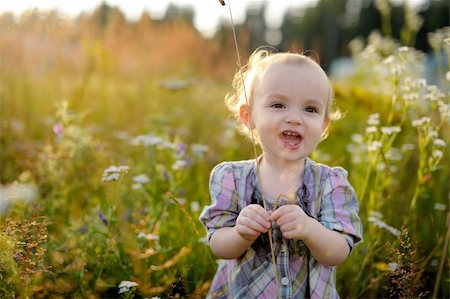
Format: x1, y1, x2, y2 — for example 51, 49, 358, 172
0, 0, 448, 77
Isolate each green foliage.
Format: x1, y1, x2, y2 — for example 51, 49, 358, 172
0, 12, 448, 299
335, 27, 449, 298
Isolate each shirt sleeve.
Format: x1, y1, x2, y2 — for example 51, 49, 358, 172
317, 167, 363, 251
199, 162, 241, 241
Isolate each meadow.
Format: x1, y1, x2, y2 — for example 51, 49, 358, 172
0, 8, 449, 299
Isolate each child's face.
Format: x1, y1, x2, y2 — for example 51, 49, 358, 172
241, 61, 330, 164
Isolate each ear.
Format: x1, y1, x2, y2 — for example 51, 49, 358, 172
239, 104, 255, 129
320, 117, 330, 139
322, 117, 330, 132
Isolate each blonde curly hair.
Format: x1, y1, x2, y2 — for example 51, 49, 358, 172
225, 48, 341, 143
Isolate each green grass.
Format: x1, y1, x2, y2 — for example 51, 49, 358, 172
0, 32, 449, 298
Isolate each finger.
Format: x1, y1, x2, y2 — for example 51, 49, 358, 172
236, 224, 261, 237
248, 204, 272, 220
244, 205, 271, 228
272, 204, 305, 223
238, 213, 269, 232
271, 205, 293, 222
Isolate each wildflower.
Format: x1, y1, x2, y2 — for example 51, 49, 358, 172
98, 209, 108, 226
351, 134, 363, 143
445, 37, 450, 47
52, 123, 64, 138
348, 37, 364, 54
101, 165, 129, 182
190, 201, 200, 212
376, 162, 386, 171
163, 171, 171, 181
368, 141, 382, 152
132, 174, 150, 190
367, 113, 380, 125
389, 165, 398, 173
386, 148, 402, 161
400, 85, 410, 93
415, 78, 427, 88
0, 182, 38, 216
381, 126, 401, 135
369, 211, 383, 218
104, 165, 130, 174
366, 126, 378, 134
403, 92, 419, 102
80, 225, 88, 234
438, 102, 449, 115
429, 130, 438, 138
398, 46, 410, 53
118, 281, 138, 294
434, 203, 446, 211
383, 55, 395, 65
130, 134, 164, 147
172, 159, 189, 170
432, 150, 443, 160
434, 138, 446, 147
191, 144, 209, 157
428, 31, 442, 49
132, 183, 142, 190
390, 66, 402, 76
403, 77, 413, 86
175, 142, 187, 158
425, 85, 445, 102
103, 173, 120, 182
411, 117, 430, 127
368, 211, 400, 237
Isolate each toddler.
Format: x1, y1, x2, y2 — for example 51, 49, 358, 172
200, 49, 363, 299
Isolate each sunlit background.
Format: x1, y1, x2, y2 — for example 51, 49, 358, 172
0, 0, 449, 298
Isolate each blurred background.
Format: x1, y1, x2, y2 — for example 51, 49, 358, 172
0, 0, 448, 80
0, 0, 449, 298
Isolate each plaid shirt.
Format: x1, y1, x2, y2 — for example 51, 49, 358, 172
199, 157, 363, 299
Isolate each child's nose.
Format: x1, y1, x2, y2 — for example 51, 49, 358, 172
285, 110, 303, 125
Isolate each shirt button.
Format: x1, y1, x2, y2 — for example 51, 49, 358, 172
281, 277, 290, 286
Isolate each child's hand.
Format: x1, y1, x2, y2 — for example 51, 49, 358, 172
271, 205, 312, 240
235, 204, 271, 242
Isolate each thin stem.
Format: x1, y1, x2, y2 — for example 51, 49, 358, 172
432, 212, 450, 299
226, 1, 280, 298
349, 237, 382, 298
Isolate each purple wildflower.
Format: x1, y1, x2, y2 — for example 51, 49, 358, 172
163, 171, 171, 181
176, 142, 187, 157
98, 209, 109, 226
52, 123, 64, 138
80, 225, 88, 234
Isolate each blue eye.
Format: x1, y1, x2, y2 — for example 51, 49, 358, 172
304, 106, 318, 113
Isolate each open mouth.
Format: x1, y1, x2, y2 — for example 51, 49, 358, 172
281, 130, 302, 148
